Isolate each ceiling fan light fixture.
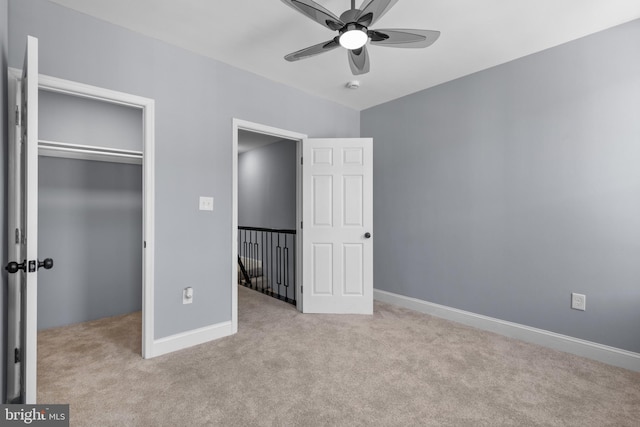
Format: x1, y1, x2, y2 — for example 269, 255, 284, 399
339, 24, 368, 50
281, 0, 440, 75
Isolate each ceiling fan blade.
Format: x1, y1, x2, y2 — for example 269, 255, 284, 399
285, 39, 340, 62
355, 0, 400, 27
369, 29, 440, 48
281, 0, 344, 31
348, 45, 370, 75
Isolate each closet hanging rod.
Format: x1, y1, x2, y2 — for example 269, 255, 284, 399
38, 140, 143, 165
39, 139, 143, 156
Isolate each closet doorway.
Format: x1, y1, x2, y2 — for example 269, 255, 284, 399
37, 88, 143, 331
6, 54, 155, 403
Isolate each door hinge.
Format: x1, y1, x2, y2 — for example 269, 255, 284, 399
15, 106, 20, 126
143, 241, 147, 249
300, 221, 303, 229
301, 157, 303, 165
14, 348, 20, 363
301, 286, 303, 294
15, 228, 20, 244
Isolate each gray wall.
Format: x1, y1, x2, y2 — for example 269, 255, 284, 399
362, 19, 640, 353
39, 90, 142, 151
1, 0, 8, 404
6, 0, 359, 344
238, 140, 297, 230
38, 157, 142, 330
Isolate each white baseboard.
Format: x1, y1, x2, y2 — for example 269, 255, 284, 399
374, 289, 640, 372
148, 321, 234, 358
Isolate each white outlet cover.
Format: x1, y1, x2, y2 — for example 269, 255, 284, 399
199, 196, 214, 211
571, 293, 586, 311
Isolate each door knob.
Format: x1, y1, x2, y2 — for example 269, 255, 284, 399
4, 258, 53, 274
5, 261, 26, 274
38, 258, 54, 270
364, 232, 372, 239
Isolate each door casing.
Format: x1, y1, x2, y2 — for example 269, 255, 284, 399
232, 119, 306, 330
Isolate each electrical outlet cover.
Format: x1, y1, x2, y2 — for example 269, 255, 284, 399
199, 196, 214, 211
571, 293, 586, 311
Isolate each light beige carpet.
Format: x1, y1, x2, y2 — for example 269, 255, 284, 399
38, 285, 640, 426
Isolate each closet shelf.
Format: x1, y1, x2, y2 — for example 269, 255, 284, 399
38, 139, 143, 165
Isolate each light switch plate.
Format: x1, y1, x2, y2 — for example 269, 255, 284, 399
199, 196, 214, 211
183, 287, 193, 304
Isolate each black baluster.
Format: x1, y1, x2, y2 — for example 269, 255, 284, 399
292, 233, 296, 304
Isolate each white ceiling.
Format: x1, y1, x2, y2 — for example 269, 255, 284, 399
48, 0, 640, 111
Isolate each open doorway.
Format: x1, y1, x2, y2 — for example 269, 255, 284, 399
232, 120, 306, 332
237, 130, 297, 305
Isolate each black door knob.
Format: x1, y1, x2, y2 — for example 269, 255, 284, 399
38, 258, 54, 270
364, 232, 372, 239
5, 261, 26, 274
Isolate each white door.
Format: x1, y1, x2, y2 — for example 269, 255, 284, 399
5, 35, 40, 404
302, 138, 373, 314
5, 58, 25, 404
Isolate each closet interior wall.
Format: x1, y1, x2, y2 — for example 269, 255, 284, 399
37, 89, 143, 330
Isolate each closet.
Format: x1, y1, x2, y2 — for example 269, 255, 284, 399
37, 89, 143, 330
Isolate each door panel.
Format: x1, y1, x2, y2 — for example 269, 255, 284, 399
312, 175, 333, 226
343, 244, 364, 295
302, 138, 373, 314
343, 175, 363, 226
312, 244, 333, 295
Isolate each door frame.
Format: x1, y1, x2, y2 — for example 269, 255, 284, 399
231, 119, 306, 331
7, 70, 156, 367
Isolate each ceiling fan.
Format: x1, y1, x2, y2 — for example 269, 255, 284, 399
281, 0, 440, 75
